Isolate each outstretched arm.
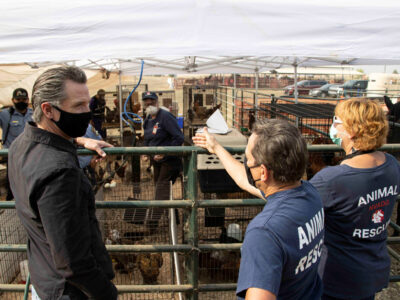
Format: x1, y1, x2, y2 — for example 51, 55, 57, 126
75, 137, 113, 161
192, 127, 262, 198
384, 96, 394, 115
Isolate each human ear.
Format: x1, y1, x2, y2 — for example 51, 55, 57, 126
41, 102, 55, 119
260, 164, 269, 182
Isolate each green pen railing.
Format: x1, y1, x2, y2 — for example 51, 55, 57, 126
0, 145, 399, 299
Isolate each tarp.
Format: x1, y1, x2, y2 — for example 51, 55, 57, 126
1, 0, 400, 74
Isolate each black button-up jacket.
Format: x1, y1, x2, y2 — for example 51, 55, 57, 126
9, 123, 117, 300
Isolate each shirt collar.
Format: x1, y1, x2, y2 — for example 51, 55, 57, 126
24, 122, 77, 156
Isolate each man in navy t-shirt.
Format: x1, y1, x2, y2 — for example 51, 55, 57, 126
193, 119, 323, 300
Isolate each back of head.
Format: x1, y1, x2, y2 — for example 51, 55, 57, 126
251, 119, 307, 184
335, 98, 388, 150
32, 66, 87, 123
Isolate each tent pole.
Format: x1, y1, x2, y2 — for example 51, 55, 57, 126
294, 63, 298, 104
233, 73, 236, 128
118, 68, 124, 146
255, 70, 259, 118
294, 61, 299, 127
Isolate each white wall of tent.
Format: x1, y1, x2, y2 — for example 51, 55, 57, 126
1, 0, 400, 106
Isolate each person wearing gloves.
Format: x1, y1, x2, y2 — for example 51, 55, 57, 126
9, 66, 117, 300
142, 91, 184, 228
193, 119, 323, 300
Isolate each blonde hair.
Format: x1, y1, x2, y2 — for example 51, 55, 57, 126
335, 98, 388, 150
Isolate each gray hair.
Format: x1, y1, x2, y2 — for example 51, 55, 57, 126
31, 66, 87, 122
251, 119, 308, 184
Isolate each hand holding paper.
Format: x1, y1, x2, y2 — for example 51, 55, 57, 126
196, 109, 232, 134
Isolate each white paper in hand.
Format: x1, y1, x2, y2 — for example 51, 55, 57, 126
204, 109, 231, 134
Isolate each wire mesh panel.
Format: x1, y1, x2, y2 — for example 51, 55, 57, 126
199, 291, 236, 300
0, 210, 27, 300
258, 101, 336, 143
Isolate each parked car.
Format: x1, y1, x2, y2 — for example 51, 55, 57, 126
309, 83, 337, 97
341, 80, 368, 97
328, 84, 343, 98
284, 80, 328, 96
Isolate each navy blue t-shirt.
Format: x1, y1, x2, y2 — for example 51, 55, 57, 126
236, 181, 324, 300
310, 153, 400, 298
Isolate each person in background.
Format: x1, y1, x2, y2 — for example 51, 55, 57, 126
9, 66, 117, 300
193, 119, 323, 300
311, 99, 399, 300
142, 91, 184, 228
78, 123, 102, 187
383, 95, 400, 143
0, 88, 33, 200
384, 95, 400, 234
90, 89, 107, 138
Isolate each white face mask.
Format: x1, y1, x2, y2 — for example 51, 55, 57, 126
145, 105, 159, 116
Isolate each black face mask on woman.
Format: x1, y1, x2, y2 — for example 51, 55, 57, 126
14, 102, 28, 111
51, 106, 92, 138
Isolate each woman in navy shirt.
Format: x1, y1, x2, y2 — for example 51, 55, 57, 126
311, 99, 400, 300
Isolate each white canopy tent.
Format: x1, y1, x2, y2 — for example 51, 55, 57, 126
1, 0, 400, 65
1, 1, 400, 103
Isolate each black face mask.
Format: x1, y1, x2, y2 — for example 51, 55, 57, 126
51, 106, 92, 138
244, 156, 261, 187
14, 101, 28, 111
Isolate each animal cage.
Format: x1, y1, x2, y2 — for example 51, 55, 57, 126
183, 85, 218, 142
258, 102, 336, 143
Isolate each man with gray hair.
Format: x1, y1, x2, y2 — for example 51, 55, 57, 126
193, 119, 323, 300
8, 66, 117, 300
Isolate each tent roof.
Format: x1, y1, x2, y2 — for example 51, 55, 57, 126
1, 1, 400, 75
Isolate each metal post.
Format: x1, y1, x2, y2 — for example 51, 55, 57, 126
184, 151, 198, 300
118, 68, 124, 146
169, 182, 183, 300
294, 62, 299, 127
294, 63, 298, 104
233, 74, 236, 128
255, 71, 259, 118
241, 89, 244, 129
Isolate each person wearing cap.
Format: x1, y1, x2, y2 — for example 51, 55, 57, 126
8, 66, 117, 300
0, 88, 33, 200
142, 91, 184, 228
193, 119, 323, 300
90, 89, 107, 138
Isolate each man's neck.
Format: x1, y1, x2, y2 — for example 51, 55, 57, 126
260, 180, 301, 199
37, 118, 70, 140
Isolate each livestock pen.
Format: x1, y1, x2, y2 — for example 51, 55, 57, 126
0, 145, 400, 300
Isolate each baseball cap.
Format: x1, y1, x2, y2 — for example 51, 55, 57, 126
142, 91, 158, 101
12, 88, 28, 100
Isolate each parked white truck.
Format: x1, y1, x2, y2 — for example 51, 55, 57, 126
367, 73, 400, 102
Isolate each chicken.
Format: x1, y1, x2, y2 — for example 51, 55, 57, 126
96, 165, 105, 182
106, 229, 136, 279
114, 161, 127, 179
204, 103, 222, 119
105, 106, 118, 123
137, 253, 163, 284
130, 103, 141, 114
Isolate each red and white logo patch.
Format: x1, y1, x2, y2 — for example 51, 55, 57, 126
372, 209, 384, 224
